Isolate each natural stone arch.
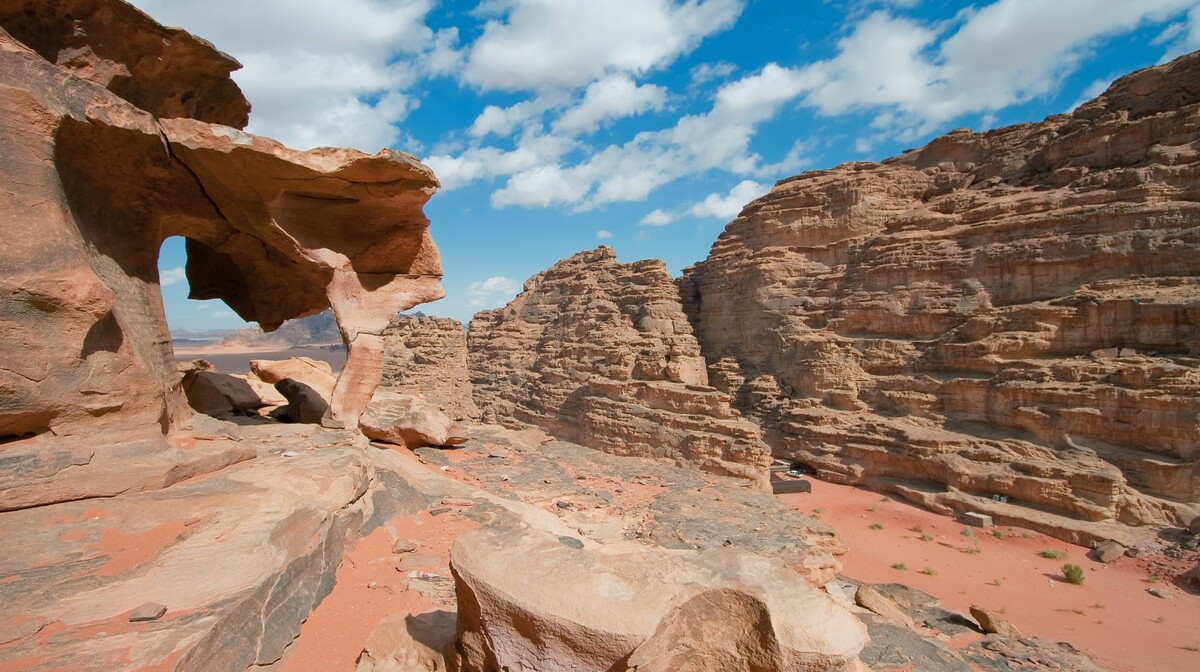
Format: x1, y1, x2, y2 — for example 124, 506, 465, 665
0, 17, 442, 507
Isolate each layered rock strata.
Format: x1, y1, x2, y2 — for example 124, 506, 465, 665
469, 247, 769, 483
382, 315, 479, 420
680, 52, 1200, 537
0, 1, 441, 507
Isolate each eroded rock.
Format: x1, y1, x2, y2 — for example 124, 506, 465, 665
382, 315, 479, 421
361, 391, 459, 449
680, 52, 1200, 539
469, 248, 770, 484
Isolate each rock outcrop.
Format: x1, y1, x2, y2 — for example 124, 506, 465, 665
0, 1, 441, 507
680, 52, 1200, 538
469, 247, 769, 483
382, 315, 479, 420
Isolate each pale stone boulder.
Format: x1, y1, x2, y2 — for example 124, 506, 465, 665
360, 391, 463, 449
354, 610, 454, 672
448, 528, 868, 672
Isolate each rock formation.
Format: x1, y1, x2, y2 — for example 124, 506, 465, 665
0, 0, 441, 508
469, 247, 770, 483
382, 315, 479, 420
680, 52, 1200, 539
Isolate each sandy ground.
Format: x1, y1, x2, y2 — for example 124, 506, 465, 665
172, 344, 346, 375
778, 479, 1200, 672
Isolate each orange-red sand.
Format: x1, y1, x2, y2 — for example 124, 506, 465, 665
779, 479, 1200, 672
276, 508, 478, 672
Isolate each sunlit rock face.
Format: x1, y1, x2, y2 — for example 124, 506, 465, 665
0, 0, 442, 508
680, 52, 1200, 540
469, 247, 771, 484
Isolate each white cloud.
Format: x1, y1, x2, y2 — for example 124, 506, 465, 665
553, 75, 668, 135
462, 0, 745, 91
128, 0, 440, 151
689, 180, 769, 219
689, 61, 736, 86
1156, 5, 1200, 61
426, 130, 577, 191
596, 229, 613, 240
466, 276, 521, 307
491, 164, 592, 208
640, 209, 675, 226
160, 267, 186, 287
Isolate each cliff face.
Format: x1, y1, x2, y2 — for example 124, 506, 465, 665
381, 315, 479, 421
680, 53, 1200, 535
469, 247, 770, 482
0, 0, 442, 508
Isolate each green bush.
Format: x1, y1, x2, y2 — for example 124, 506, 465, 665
1063, 563, 1085, 585
1040, 548, 1067, 559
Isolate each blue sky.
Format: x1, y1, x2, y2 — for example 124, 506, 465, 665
134, 0, 1200, 330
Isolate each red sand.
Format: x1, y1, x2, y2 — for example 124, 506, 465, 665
779, 479, 1200, 672
275, 508, 479, 672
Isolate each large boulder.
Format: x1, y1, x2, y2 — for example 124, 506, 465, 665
249, 358, 337, 401
360, 391, 462, 449
354, 610, 455, 672
448, 528, 868, 672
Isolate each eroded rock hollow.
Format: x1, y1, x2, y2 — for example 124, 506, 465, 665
0, 0, 442, 509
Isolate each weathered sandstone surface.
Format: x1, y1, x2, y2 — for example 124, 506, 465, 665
469, 247, 769, 483
680, 53, 1200, 539
382, 315, 479, 421
0, 0, 441, 508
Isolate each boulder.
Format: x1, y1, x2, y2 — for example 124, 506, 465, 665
360, 392, 460, 449
182, 370, 264, 414
1090, 540, 1126, 564
969, 605, 1021, 638
382, 316, 480, 421
448, 528, 867, 672
274, 379, 331, 425
354, 610, 455, 672
250, 358, 337, 401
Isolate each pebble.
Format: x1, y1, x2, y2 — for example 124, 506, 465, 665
595, 491, 614, 503
1147, 587, 1173, 599
441, 497, 474, 507
558, 536, 585, 549
429, 507, 452, 516
488, 448, 511, 459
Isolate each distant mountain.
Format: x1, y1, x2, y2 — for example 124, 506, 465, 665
216, 310, 341, 347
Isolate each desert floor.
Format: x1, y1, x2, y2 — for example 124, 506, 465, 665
173, 344, 347, 375
779, 479, 1200, 672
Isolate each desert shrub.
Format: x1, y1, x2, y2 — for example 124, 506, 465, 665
869, 522, 883, 530
1040, 548, 1067, 559
891, 562, 908, 571
1063, 563, 1085, 585
961, 526, 974, 537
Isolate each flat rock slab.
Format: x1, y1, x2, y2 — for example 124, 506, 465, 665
0, 446, 371, 672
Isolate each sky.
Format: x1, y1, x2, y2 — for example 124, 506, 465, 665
134, 0, 1200, 331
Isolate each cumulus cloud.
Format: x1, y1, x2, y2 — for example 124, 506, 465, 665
640, 209, 676, 226
461, 0, 745, 91
160, 267, 186, 287
129, 0, 440, 151
596, 229, 613, 240
467, 276, 521, 307
689, 180, 769, 219
553, 75, 668, 135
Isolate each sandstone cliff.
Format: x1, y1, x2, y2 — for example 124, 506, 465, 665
680, 52, 1200, 539
0, 0, 442, 509
381, 315, 479, 421
469, 247, 770, 483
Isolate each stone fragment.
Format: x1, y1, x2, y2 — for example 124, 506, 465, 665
856, 585, 916, 630
392, 539, 419, 554
962, 513, 993, 528
969, 605, 1021, 638
448, 528, 867, 672
275, 379, 331, 425
595, 491, 614, 503
1090, 540, 1125, 563
360, 392, 455, 449
1147, 587, 1173, 599
129, 602, 167, 622
441, 497, 474, 507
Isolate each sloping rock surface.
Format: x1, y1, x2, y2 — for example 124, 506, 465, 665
680, 52, 1200, 536
469, 247, 769, 483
